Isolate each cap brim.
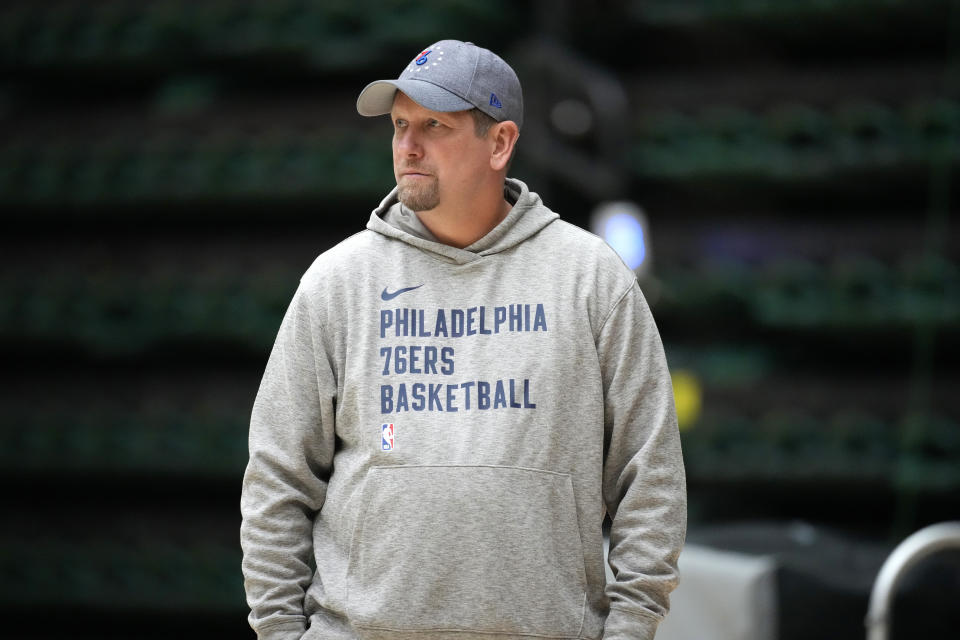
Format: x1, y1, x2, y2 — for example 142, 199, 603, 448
357, 79, 475, 116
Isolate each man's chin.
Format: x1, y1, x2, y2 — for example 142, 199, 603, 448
397, 187, 439, 212
401, 202, 439, 213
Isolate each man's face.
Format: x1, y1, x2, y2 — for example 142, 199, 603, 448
390, 92, 492, 212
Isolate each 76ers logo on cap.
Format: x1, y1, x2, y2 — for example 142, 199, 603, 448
415, 50, 431, 65
381, 423, 395, 451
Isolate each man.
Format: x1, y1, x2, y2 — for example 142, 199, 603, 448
241, 39, 686, 640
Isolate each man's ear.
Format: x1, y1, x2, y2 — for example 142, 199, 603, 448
490, 121, 520, 171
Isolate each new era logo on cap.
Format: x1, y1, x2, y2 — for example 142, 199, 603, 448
490, 93, 502, 108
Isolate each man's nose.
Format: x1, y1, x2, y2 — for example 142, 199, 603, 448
396, 130, 423, 157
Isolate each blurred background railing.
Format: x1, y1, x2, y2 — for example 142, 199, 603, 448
1, 1, 958, 638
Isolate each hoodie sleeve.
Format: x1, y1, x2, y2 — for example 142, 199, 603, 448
240, 282, 338, 640
598, 282, 687, 640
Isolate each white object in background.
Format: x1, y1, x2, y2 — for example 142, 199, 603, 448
590, 201, 651, 277
603, 538, 777, 640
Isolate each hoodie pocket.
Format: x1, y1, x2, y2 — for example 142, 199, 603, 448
346, 465, 587, 637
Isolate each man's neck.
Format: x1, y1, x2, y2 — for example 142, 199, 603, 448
415, 189, 513, 249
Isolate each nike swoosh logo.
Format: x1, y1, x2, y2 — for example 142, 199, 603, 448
381, 284, 423, 301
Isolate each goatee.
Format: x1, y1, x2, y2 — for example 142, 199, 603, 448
397, 175, 440, 212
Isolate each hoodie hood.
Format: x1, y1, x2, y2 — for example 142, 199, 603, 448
366, 178, 560, 265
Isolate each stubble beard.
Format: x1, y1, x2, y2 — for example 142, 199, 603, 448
397, 174, 440, 212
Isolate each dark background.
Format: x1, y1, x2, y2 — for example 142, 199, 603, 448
1, 1, 958, 638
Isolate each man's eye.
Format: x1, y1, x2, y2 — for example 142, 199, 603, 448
428, 119, 441, 127
395, 119, 407, 128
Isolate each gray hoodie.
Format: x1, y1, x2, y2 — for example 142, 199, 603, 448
241, 178, 686, 640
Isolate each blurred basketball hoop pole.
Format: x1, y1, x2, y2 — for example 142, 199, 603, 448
865, 521, 960, 640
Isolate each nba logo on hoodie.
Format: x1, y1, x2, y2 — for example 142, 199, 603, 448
381, 423, 395, 451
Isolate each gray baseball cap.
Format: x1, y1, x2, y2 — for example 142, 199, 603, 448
356, 40, 523, 130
